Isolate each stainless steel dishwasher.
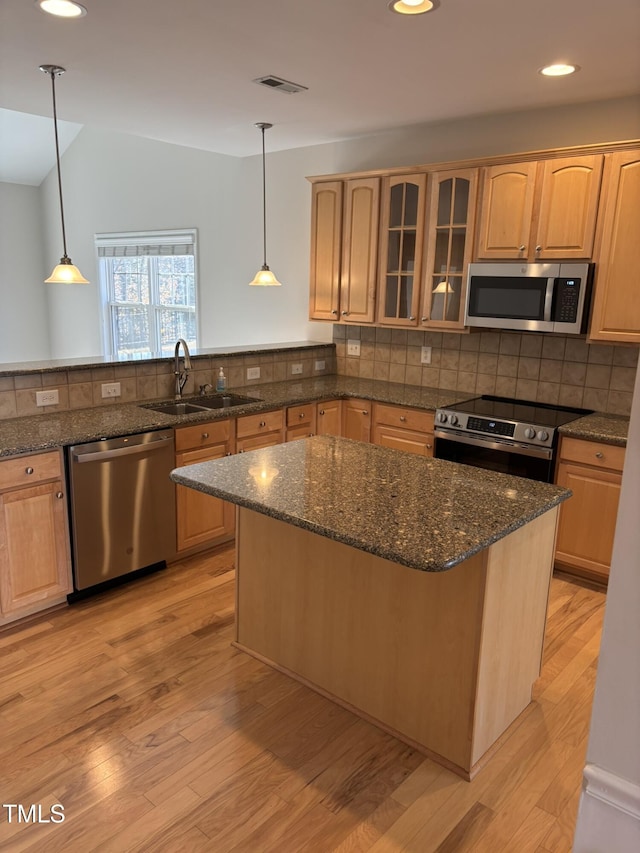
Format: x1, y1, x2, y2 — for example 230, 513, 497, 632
67, 429, 176, 594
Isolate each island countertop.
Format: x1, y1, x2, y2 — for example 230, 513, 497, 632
170, 435, 571, 573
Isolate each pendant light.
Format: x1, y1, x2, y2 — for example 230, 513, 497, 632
39, 64, 89, 284
249, 122, 281, 286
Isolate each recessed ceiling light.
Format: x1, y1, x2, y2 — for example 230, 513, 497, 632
388, 1, 439, 16
539, 63, 579, 77
36, 0, 87, 18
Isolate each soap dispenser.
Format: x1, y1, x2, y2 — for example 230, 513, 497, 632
216, 367, 227, 392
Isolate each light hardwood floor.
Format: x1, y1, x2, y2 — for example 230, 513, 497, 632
0, 547, 605, 852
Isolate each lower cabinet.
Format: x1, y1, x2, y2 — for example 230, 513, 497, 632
342, 398, 372, 442
174, 419, 235, 553
286, 403, 317, 442
0, 450, 72, 624
236, 409, 285, 452
371, 403, 435, 456
316, 400, 342, 436
554, 437, 625, 584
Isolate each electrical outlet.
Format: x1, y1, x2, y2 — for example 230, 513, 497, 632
246, 367, 261, 380
347, 340, 361, 357
314, 360, 326, 371
421, 346, 432, 365
101, 382, 121, 398
36, 389, 59, 407
291, 363, 303, 375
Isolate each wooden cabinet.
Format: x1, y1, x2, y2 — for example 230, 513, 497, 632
476, 155, 603, 260
421, 168, 478, 329
236, 409, 285, 452
309, 177, 380, 324
589, 149, 640, 343
342, 399, 371, 442
554, 437, 625, 584
0, 450, 72, 623
174, 419, 235, 552
286, 403, 317, 442
377, 174, 427, 326
371, 403, 434, 456
316, 400, 342, 436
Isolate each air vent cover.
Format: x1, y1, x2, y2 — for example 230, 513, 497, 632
253, 75, 308, 95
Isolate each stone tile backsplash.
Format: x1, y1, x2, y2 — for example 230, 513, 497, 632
0, 347, 334, 421
334, 326, 638, 416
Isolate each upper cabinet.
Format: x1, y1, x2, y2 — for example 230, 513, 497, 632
589, 149, 640, 343
377, 174, 427, 326
309, 177, 380, 324
421, 168, 478, 329
475, 155, 603, 260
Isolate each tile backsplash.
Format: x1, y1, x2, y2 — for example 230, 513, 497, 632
334, 326, 638, 416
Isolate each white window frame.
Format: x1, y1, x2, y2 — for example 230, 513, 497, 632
95, 229, 199, 359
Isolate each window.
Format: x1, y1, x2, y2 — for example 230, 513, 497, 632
96, 229, 198, 359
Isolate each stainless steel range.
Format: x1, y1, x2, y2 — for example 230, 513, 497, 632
434, 395, 593, 482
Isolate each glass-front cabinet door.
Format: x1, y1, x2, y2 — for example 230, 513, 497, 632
377, 174, 427, 326
421, 168, 478, 330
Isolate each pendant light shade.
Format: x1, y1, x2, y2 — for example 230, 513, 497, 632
249, 122, 281, 286
39, 64, 90, 285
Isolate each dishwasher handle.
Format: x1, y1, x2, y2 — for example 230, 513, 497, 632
71, 434, 173, 463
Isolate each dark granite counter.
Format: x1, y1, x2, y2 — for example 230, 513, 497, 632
558, 412, 629, 446
170, 435, 570, 573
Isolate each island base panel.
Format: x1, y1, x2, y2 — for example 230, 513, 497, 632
235, 507, 557, 776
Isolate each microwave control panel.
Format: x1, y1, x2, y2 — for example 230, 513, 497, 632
552, 277, 582, 323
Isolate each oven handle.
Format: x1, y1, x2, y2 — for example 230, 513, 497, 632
433, 428, 553, 460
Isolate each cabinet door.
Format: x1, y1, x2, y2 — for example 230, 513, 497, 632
371, 424, 434, 457
175, 444, 234, 552
534, 155, 603, 259
0, 480, 71, 617
555, 461, 622, 582
422, 169, 478, 328
340, 178, 380, 324
589, 150, 640, 343
316, 400, 342, 436
377, 174, 426, 326
342, 399, 371, 442
309, 181, 342, 320
476, 162, 537, 259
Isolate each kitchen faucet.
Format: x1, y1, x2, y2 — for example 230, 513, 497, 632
174, 338, 192, 398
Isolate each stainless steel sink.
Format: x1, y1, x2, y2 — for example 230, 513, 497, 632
143, 393, 261, 416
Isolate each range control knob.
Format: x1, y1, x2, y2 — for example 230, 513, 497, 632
437, 412, 448, 423
448, 414, 459, 426
537, 430, 549, 442
524, 426, 536, 439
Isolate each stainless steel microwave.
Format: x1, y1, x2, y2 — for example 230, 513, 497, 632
464, 263, 594, 334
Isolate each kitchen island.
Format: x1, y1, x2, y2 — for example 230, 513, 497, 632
171, 435, 571, 779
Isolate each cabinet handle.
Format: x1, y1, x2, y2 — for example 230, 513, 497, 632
331, 309, 338, 315
362, 410, 368, 415
201, 432, 209, 439
239, 449, 245, 453
319, 409, 325, 415
421, 316, 427, 322
341, 311, 350, 316
535, 245, 542, 252
259, 421, 266, 428
56, 491, 64, 499
226, 452, 232, 456
399, 416, 407, 422
426, 443, 432, 450
595, 451, 604, 459
299, 413, 306, 419
25, 466, 34, 475
519, 245, 526, 252
409, 316, 415, 321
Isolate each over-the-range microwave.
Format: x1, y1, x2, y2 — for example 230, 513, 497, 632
464, 262, 594, 334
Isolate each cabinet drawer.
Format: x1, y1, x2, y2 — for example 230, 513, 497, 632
236, 409, 284, 439
559, 437, 625, 472
0, 450, 62, 491
373, 403, 434, 433
175, 419, 231, 452
286, 404, 316, 427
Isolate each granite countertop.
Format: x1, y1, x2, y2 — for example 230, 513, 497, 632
0, 374, 628, 458
170, 435, 571, 573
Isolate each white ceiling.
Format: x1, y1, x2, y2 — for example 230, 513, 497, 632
1, 0, 639, 185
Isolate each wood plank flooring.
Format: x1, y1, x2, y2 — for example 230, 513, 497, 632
0, 547, 606, 852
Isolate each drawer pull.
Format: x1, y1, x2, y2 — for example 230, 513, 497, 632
399, 416, 407, 422
56, 491, 64, 499
259, 421, 266, 428
595, 451, 604, 459
426, 443, 432, 450
299, 413, 306, 419
362, 410, 368, 416
25, 466, 34, 475
201, 432, 209, 440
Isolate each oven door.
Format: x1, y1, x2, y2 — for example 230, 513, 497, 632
434, 429, 554, 482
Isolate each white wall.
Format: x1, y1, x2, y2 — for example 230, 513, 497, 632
0, 182, 50, 362
26, 93, 640, 359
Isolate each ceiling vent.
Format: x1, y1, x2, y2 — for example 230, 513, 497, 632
253, 75, 308, 95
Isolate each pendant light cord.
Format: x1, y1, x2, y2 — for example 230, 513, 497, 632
260, 124, 267, 268
48, 68, 69, 260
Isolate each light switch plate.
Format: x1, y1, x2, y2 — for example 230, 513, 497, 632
421, 346, 432, 365
246, 367, 261, 380
347, 340, 361, 357
36, 389, 59, 407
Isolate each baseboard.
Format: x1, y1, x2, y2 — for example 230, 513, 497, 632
573, 763, 640, 851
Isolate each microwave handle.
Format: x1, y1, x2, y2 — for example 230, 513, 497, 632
543, 277, 555, 322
